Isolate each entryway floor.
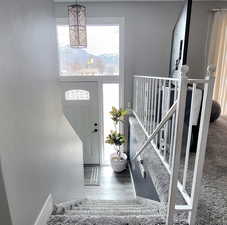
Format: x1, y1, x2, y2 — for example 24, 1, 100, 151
85, 166, 135, 200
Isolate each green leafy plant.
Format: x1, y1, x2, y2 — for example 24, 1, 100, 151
105, 107, 128, 159
109, 107, 128, 125
105, 131, 126, 157
106, 130, 126, 145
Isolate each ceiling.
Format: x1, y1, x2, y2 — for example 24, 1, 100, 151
54, 0, 227, 2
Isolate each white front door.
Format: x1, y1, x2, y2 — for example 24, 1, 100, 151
61, 81, 100, 165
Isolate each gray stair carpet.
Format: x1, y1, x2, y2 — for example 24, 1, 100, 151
129, 117, 185, 205
129, 116, 227, 225
47, 199, 187, 225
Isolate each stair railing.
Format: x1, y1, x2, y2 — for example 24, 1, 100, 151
133, 101, 177, 161
132, 65, 215, 225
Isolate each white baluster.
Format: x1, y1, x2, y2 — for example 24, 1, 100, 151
154, 79, 158, 142
167, 65, 189, 225
188, 65, 215, 225
157, 80, 162, 147
147, 79, 152, 135
139, 79, 143, 122
144, 79, 149, 131
183, 83, 197, 189
163, 80, 171, 161
169, 81, 177, 168
133, 78, 136, 113
151, 79, 155, 133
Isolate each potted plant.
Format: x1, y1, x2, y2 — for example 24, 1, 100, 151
105, 107, 128, 173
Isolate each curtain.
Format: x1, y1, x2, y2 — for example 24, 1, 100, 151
208, 11, 227, 115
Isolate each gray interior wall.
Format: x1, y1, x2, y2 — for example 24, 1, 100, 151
0, 1, 84, 225
55, 1, 227, 105
55, 2, 181, 106
0, 160, 12, 225
187, 1, 227, 78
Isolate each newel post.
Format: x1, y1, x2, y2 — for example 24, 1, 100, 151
188, 65, 215, 225
166, 65, 189, 225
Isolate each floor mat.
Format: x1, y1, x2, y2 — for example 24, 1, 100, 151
84, 165, 100, 186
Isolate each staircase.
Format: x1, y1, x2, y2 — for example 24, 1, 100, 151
47, 198, 189, 225
47, 66, 215, 225
47, 198, 173, 225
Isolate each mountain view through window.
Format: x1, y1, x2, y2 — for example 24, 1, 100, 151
57, 25, 119, 76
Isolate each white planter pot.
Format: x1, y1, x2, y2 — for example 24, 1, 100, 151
110, 152, 127, 173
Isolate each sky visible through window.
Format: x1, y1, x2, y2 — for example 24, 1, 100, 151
57, 25, 119, 76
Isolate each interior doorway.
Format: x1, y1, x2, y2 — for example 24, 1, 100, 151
57, 17, 124, 166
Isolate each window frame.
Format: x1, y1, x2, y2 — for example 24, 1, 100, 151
56, 17, 123, 79
56, 16, 125, 113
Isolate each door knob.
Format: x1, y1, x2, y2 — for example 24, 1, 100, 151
94, 123, 98, 126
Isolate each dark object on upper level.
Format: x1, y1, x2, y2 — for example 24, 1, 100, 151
169, 0, 192, 77
210, 100, 221, 123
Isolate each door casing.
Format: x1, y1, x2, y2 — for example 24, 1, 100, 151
57, 17, 125, 165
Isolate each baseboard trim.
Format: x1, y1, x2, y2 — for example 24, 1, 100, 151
34, 194, 53, 225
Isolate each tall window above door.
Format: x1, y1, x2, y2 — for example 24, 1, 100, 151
57, 24, 119, 76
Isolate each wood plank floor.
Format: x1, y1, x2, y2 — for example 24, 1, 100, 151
84, 166, 135, 200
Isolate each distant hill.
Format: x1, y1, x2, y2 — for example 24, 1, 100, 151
59, 46, 119, 66
99, 54, 119, 65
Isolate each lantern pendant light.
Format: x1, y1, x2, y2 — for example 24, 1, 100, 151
68, 2, 87, 48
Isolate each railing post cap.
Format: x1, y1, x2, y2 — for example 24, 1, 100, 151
207, 65, 216, 75
181, 65, 190, 75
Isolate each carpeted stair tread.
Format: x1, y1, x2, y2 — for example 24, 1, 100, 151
71, 206, 153, 210
79, 201, 142, 204
80, 200, 141, 205
75, 203, 146, 208
65, 208, 164, 216
49, 199, 187, 225
60, 199, 162, 209
60, 199, 143, 208
77, 202, 145, 205
79, 199, 158, 205
58, 200, 164, 211
83, 199, 139, 203
47, 215, 188, 225
78, 203, 144, 207
47, 215, 165, 225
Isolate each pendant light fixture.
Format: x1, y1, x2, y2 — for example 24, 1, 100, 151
68, 2, 87, 48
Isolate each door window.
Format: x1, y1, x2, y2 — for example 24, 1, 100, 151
65, 89, 90, 101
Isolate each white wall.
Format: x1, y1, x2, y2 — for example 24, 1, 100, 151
55, 1, 227, 106
0, 161, 12, 225
0, 0, 85, 225
187, 1, 227, 78
55, 2, 180, 106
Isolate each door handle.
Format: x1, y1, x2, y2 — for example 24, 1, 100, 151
93, 128, 98, 133
94, 123, 98, 126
